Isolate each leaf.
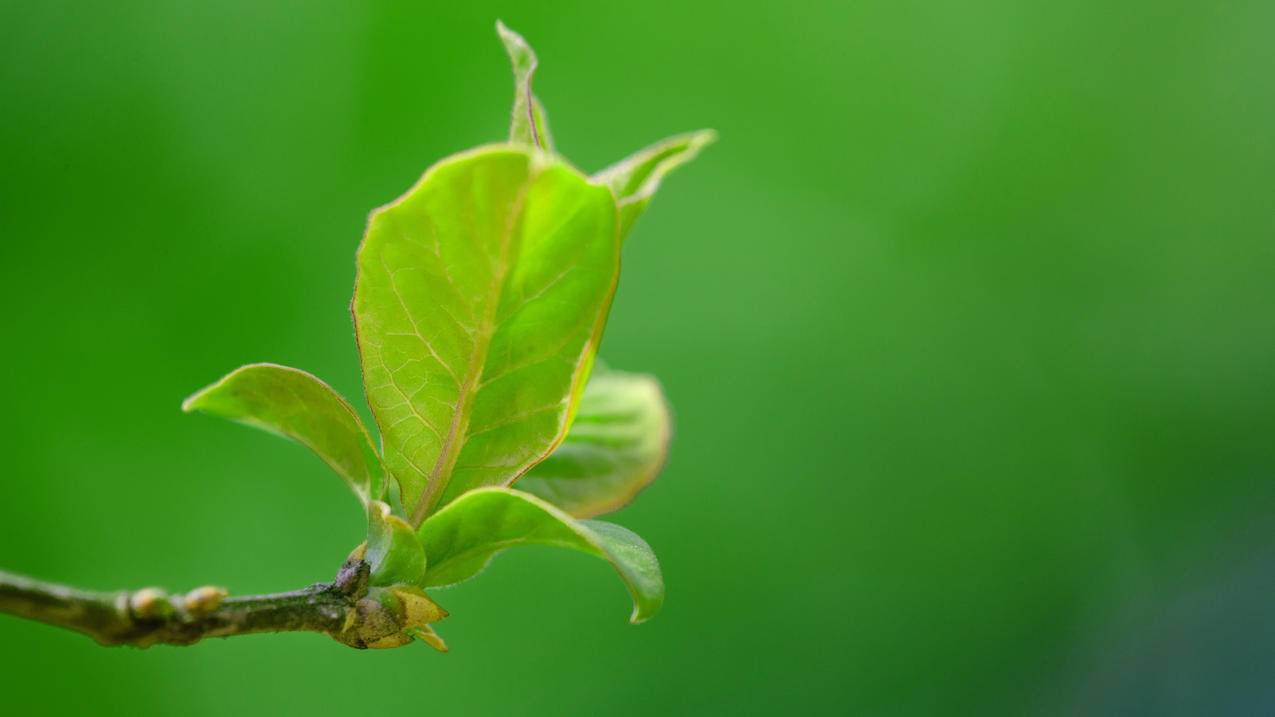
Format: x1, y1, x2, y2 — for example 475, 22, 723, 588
497, 21, 552, 151
418, 487, 663, 623
183, 363, 385, 503
517, 367, 671, 518
352, 146, 620, 524
366, 501, 426, 587
530, 96, 555, 153
593, 129, 717, 240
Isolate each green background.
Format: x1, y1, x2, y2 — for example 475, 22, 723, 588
2, 1, 1273, 714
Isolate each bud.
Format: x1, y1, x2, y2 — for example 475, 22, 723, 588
183, 586, 228, 616
129, 587, 174, 620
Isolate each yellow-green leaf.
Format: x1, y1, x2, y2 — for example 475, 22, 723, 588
594, 129, 716, 240
418, 487, 663, 623
517, 367, 671, 518
182, 363, 385, 503
352, 146, 619, 523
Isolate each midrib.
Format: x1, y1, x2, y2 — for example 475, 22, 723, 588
412, 172, 533, 526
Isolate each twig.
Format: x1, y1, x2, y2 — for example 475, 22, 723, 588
0, 558, 410, 649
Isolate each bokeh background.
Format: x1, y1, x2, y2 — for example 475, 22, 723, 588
2, 1, 1274, 714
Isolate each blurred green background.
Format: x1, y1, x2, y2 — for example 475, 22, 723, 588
2, 1, 1274, 714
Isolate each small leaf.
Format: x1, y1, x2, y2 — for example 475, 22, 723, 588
497, 21, 551, 150
418, 487, 663, 623
593, 129, 717, 240
366, 501, 426, 587
353, 146, 619, 523
517, 367, 671, 518
183, 363, 385, 503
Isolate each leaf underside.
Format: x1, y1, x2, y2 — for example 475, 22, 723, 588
518, 367, 671, 518
418, 487, 664, 623
353, 146, 620, 523
182, 363, 385, 503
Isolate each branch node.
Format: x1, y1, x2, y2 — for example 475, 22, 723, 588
335, 556, 370, 598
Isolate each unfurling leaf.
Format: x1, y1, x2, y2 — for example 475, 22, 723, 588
517, 367, 671, 518
182, 363, 385, 503
418, 487, 663, 623
497, 20, 552, 150
366, 501, 425, 587
353, 147, 620, 524
594, 129, 717, 240
530, 96, 555, 153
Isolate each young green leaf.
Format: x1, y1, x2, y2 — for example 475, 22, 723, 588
516, 367, 671, 518
182, 363, 385, 503
594, 129, 717, 240
353, 146, 620, 524
497, 21, 552, 151
366, 501, 426, 587
418, 487, 663, 623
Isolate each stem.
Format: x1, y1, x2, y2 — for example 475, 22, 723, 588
0, 558, 399, 649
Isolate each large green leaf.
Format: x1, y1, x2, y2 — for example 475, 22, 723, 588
418, 487, 663, 623
517, 367, 671, 518
594, 130, 716, 240
182, 363, 384, 503
497, 21, 552, 151
353, 146, 619, 524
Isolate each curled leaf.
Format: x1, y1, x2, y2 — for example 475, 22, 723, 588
183, 363, 385, 503
594, 129, 717, 240
366, 501, 426, 587
530, 96, 555, 153
418, 487, 663, 623
497, 21, 551, 150
517, 367, 671, 517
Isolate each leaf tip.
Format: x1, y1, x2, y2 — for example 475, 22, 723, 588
180, 390, 205, 413
628, 596, 663, 625
494, 18, 514, 41
667, 129, 718, 169
690, 128, 719, 148
495, 20, 535, 67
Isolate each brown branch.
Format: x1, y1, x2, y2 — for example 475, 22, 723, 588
0, 558, 420, 649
